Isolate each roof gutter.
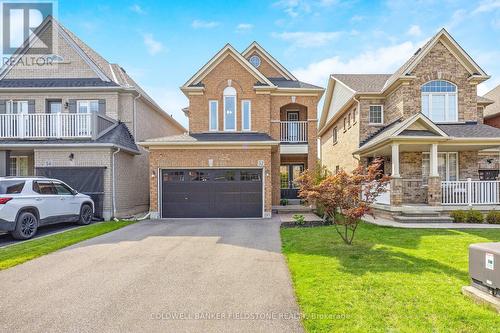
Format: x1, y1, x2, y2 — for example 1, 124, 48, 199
139, 140, 279, 147
0, 142, 140, 155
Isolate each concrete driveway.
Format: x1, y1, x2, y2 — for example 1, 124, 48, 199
0, 218, 303, 333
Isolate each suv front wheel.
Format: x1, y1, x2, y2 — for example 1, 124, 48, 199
12, 211, 38, 240
77, 204, 93, 225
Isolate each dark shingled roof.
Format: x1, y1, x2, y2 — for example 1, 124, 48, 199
438, 122, 500, 138
399, 129, 438, 136
0, 122, 139, 153
267, 78, 323, 89
332, 74, 391, 93
0, 78, 119, 88
359, 119, 402, 147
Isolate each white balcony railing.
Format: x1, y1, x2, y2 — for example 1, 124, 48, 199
442, 179, 500, 205
280, 121, 307, 143
0, 113, 92, 139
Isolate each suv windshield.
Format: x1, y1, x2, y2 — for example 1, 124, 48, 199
0, 180, 26, 194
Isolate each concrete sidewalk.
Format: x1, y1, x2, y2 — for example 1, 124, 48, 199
364, 215, 500, 229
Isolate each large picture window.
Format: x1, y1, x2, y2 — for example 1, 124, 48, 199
223, 86, 237, 131
422, 152, 458, 182
421, 80, 457, 122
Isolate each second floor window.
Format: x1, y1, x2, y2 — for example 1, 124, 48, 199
369, 105, 383, 124
241, 100, 251, 131
332, 127, 337, 144
209, 100, 218, 131
77, 100, 99, 113
421, 80, 457, 122
6, 100, 28, 114
223, 86, 236, 131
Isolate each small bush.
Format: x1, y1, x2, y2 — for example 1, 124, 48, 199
486, 211, 500, 224
293, 214, 306, 225
280, 199, 289, 206
450, 210, 467, 223
466, 209, 484, 224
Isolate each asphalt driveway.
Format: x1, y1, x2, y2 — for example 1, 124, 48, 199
0, 218, 303, 333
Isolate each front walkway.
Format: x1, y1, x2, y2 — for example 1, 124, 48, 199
364, 214, 500, 229
0, 218, 303, 333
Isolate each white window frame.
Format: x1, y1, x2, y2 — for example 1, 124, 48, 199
77, 100, 99, 114
6, 100, 28, 114
241, 100, 251, 132
369, 105, 384, 125
208, 100, 218, 132
422, 152, 459, 182
10, 156, 29, 176
223, 87, 237, 132
421, 81, 458, 123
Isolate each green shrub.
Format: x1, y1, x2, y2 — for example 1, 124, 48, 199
280, 199, 289, 206
466, 209, 484, 224
450, 210, 467, 223
293, 214, 306, 225
486, 211, 500, 224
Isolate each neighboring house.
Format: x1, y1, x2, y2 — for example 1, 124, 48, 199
140, 42, 323, 219
484, 84, 500, 127
0, 17, 185, 219
318, 28, 500, 219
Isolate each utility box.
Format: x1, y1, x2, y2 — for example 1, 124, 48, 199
469, 242, 500, 297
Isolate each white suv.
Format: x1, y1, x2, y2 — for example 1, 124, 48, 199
0, 177, 94, 240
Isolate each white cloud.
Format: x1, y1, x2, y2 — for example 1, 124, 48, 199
350, 15, 364, 23
492, 17, 500, 29
272, 31, 342, 48
130, 4, 145, 14
291, 41, 417, 86
473, 0, 500, 14
143, 34, 164, 56
273, 0, 312, 18
236, 23, 254, 33
407, 25, 422, 37
445, 9, 467, 30
191, 20, 220, 29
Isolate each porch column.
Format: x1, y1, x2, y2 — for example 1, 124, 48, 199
391, 143, 400, 178
427, 143, 441, 206
389, 144, 402, 206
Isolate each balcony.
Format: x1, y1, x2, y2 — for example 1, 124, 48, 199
0, 113, 115, 139
280, 121, 307, 143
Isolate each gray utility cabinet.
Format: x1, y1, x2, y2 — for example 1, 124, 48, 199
469, 242, 500, 296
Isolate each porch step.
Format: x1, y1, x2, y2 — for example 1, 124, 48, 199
393, 215, 453, 223
273, 205, 314, 214
400, 210, 441, 217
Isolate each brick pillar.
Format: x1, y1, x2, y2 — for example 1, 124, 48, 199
390, 177, 403, 206
427, 176, 441, 206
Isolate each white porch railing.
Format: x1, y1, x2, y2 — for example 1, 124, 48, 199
0, 113, 92, 139
280, 121, 307, 143
442, 179, 500, 205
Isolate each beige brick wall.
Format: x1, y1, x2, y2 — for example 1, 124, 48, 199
320, 105, 360, 172
148, 148, 274, 216
459, 151, 479, 180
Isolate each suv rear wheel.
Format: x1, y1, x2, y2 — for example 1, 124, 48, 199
12, 211, 38, 240
77, 204, 93, 225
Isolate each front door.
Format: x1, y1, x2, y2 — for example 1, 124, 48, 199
280, 164, 304, 199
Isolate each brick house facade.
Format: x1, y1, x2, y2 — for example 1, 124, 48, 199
318, 29, 500, 215
0, 17, 185, 219
140, 42, 323, 219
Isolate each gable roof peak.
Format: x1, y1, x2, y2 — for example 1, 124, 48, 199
241, 41, 297, 81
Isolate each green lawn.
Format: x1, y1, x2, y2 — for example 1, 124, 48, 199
0, 221, 134, 270
281, 223, 500, 333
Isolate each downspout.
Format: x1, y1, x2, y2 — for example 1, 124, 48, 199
353, 95, 362, 165
112, 147, 121, 220
133, 93, 142, 139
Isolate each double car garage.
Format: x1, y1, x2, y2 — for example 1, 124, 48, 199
160, 169, 263, 218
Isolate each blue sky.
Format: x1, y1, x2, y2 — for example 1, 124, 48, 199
57, 0, 500, 127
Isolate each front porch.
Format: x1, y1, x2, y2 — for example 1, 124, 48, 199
364, 143, 500, 209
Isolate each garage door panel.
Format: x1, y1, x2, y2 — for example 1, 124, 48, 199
161, 169, 262, 218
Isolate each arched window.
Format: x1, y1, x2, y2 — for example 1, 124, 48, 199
223, 86, 237, 131
421, 80, 457, 122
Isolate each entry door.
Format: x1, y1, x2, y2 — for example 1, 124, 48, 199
287, 111, 299, 141
280, 164, 304, 199
47, 100, 62, 137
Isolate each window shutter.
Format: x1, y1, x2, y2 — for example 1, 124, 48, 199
0, 100, 6, 114
28, 100, 35, 113
98, 99, 106, 114
68, 99, 77, 113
